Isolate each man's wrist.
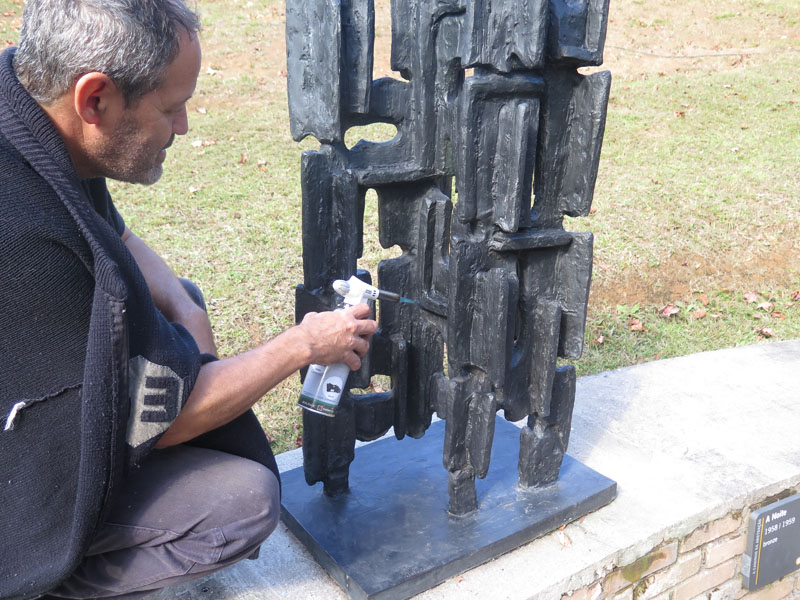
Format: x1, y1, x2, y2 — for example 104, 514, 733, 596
281, 324, 315, 368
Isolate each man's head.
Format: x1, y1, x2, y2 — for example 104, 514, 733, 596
13, 0, 202, 184
14, 0, 200, 106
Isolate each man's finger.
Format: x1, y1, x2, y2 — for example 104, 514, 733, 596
346, 303, 371, 319
346, 353, 362, 371
355, 318, 378, 336
353, 336, 370, 356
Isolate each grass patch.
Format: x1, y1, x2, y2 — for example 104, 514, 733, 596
577, 288, 800, 376
0, 0, 21, 44
569, 52, 800, 305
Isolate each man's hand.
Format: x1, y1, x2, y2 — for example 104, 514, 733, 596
296, 303, 378, 370
155, 302, 377, 448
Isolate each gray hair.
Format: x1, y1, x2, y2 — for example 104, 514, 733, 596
13, 0, 201, 106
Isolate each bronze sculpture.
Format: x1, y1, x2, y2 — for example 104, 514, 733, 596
288, 0, 611, 516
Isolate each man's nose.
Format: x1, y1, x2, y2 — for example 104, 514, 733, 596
173, 108, 189, 136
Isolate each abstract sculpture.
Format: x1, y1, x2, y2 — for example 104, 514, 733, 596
288, 0, 611, 516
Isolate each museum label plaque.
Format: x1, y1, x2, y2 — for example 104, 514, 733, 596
742, 494, 800, 590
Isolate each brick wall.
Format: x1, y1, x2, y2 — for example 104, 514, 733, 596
561, 487, 800, 600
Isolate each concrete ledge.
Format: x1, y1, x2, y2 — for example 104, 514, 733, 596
149, 340, 800, 599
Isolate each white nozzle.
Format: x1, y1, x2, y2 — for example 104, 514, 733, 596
332, 279, 350, 297
332, 276, 380, 306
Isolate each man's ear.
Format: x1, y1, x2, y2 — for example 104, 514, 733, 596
73, 72, 123, 126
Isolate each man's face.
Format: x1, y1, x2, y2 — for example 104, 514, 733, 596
93, 31, 202, 185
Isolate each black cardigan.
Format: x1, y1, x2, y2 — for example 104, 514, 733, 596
0, 47, 278, 599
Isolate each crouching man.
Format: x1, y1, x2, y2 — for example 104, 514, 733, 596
0, 1, 377, 598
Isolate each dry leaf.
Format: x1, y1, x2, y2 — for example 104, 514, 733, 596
699, 293, 709, 306
793, 290, 800, 301
195, 106, 207, 114
659, 304, 680, 318
756, 327, 774, 338
557, 530, 572, 549
239, 153, 248, 165
629, 318, 644, 332
593, 335, 605, 345
744, 291, 758, 303
757, 301, 774, 312
692, 308, 707, 320
772, 311, 786, 320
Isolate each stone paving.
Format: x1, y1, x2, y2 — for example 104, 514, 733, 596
147, 340, 800, 600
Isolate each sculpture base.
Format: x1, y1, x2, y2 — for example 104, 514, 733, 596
280, 418, 616, 600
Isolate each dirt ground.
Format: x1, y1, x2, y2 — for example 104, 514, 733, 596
600, 1, 800, 76
589, 2, 800, 306
200, 0, 800, 93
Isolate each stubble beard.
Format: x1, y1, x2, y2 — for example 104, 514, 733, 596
92, 112, 168, 186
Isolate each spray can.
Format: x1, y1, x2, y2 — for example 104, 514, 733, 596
298, 275, 410, 417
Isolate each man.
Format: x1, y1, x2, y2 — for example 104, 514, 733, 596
0, 1, 377, 598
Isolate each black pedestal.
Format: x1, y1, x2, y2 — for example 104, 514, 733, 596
280, 418, 616, 600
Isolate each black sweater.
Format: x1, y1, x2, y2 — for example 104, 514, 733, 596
0, 48, 277, 599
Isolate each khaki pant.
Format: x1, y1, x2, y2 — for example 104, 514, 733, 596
50, 445, 280, 599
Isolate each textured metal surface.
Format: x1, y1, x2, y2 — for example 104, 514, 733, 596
288, 0, 612, 514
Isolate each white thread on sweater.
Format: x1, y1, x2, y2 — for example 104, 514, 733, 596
4, 401, 28, 432
2, 385, 81, 432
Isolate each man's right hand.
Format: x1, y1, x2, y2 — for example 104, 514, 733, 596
296, 303, 378, 370
156, 303, 378, 448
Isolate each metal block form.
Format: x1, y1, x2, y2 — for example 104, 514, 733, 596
286, 0, 375, 142
287, 0, 611, 513
549, 0, 611, 66
460, 0, 548, 71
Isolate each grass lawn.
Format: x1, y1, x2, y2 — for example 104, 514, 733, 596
1, 0, 798, 452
